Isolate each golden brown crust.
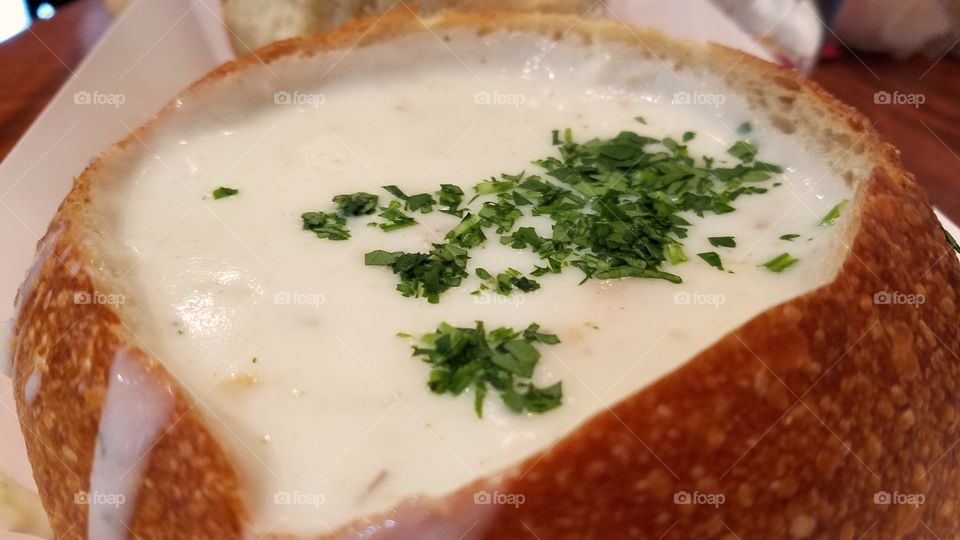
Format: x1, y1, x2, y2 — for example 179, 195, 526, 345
11, 9, 960, 540
13, 200, 246, 538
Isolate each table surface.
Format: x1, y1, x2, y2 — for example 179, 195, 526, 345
0, 0, 958, 224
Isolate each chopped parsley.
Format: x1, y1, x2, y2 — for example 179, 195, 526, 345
372, 200, 417, 231
382, 185, 408, 200
405, 193, 436, 214
762, 252, 799, 272
445, 213, 486, 248
697, 251, 724, 270
212, 186, 239, 199
333, 192, 379, 216
944, 226, 960, 254
727, 140, 758, 162
736, 122, 752, 135
438, 184, 465, 216
666, 243, 688, 265
780, 233, 800, 241
302, 211, 350, 240
364, 244, 469, 303
409, 321, 562, 417
315, 127, 787, 301
820, 200, 849, 226
475, 268, 540, 295
473, 175, 518, 197
708, 236, 736, 248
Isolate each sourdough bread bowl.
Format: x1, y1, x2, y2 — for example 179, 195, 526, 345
8, 9, 960, 540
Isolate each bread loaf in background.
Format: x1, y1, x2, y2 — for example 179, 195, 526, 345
222, 0, 599, 54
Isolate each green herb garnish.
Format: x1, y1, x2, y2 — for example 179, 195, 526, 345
944, 225, 960, 254
780, 233, 800, 241
405, 193, 436, 214
364, 244, 469, 303
666, 243, 688, 265
438, 184, 465, 216
302, 211, 350, 240
473, 175, 518, 197
697, 251, 724, 270
409, 322, 562, 417
380, 185, 435, 214
212, 187, 239, 199
382, 185, 408, 200
762, 252, 798, 272
708, 236, 736, 248
736, 122, 752, 135
820, 200, 849, 226
337, 127, 784, 301
475, 268, 540, 295
727, 140, 758, 162
333, 192, 379, 216
372, 200, 417, 231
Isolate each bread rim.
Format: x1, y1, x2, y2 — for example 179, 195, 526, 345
10, 9, 960, 539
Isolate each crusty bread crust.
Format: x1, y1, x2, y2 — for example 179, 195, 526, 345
12, 10, 960, 539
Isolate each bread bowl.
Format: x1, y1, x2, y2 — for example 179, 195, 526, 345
7, 9, 960, 540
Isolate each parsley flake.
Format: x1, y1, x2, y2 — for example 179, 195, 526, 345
373, 200, 417, 231
697, 251, 724, 270
944, 225, 960, 255
212, 187, 239, 199
302, 211, 350, 240
762, 252, 799, 272
333, 192, 379, 216
475, 268, 540, 296
820, 200, 849, 226
708, 236, 736, 248
727, 140, 758, 162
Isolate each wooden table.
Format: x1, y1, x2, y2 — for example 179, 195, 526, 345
0, 0, 958, 223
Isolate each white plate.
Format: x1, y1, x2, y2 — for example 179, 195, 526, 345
0, 1, 956, 537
